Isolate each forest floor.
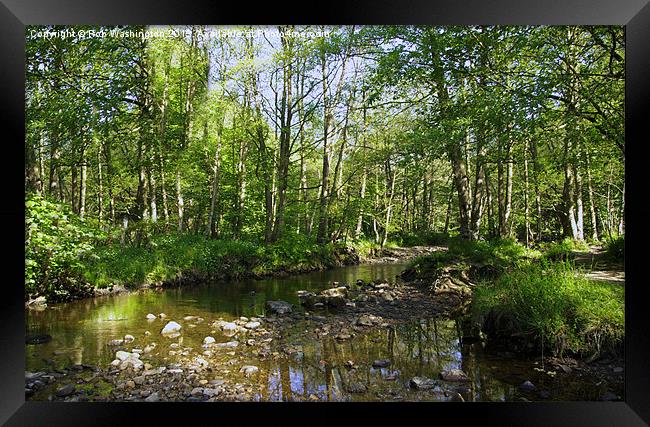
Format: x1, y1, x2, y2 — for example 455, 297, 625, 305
572, 245, 625, 285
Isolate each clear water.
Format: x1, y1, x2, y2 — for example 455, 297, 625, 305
25, 262, 612, 401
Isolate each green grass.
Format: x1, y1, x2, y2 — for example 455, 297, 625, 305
81, 233, 354, 289
473, 260, 624, 356
540, 237, 590, 261
405, 237, 540, 276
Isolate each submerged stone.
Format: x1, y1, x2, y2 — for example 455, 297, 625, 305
440, 369, 469, 382
410, 377, 437, 390
265, 300, 293, 315
161, 321, 182, 336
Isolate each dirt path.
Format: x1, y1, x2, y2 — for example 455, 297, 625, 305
572, 245, 624, 284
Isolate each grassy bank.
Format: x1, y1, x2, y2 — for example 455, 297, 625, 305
25, 194, 359, 303
404, 237, 540, 278
403, 236, 624, 357
473, 260, 624, 357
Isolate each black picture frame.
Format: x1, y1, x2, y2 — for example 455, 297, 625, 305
2, 0, 649, 425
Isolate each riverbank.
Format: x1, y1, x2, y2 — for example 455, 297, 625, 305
26, 228, 442, 307
397, 238, 625, 390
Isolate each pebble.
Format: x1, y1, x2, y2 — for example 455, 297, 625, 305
146, 314, 157, 320
145, 392, 160, 402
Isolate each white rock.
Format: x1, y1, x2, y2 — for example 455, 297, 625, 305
221, 322, 237, 331
161, 321, 182, 336
244, 321, 261, 330
116, 351, 131, 361
124, 334, 135, 342
146, 313, 157, 320
203, 336, 216, 345
239, 365, 259, 376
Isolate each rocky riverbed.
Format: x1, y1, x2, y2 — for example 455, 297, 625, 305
25, 270, 623, 402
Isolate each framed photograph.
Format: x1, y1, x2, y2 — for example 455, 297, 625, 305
2, 0, 648, 425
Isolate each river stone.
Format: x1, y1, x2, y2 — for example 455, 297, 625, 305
146, 313, 157, 320
265, 300, 293, 315
161, 321, 182, 336
244, 321, 261, 330
194, 357, 209, 367
56, 384, 75, 397
221, 322, 237, 331
184, 316, 197, 321
159, 313, 167, 318
240, 365, 259, 376
356, 314, 379, 326
25, 371, 45, 380
203, 388, 220, 397
440, 369, 469, 382
134, 376, 146, 385
124, 334, 135, 342
116, 351, 131, 361
215, 341, 238, 349
519, 380, 536, 391
372, 359, 391, 368
145, 392, 160, 402
110, 359, 121, 367
203, 336, 216, 345
410, 377, 437, 390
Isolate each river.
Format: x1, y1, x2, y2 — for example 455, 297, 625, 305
25, 262, 613, 401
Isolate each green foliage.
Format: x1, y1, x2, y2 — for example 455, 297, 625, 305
473, 260, 624, 356
404, 237, 539, 280
541, 238, 590, 261
25, 193, 103, 301
396, 231, 450, 247
81, 232, 354, 290
604, 236, 624, 262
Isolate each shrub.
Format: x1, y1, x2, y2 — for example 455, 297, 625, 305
604, 236, 624, 262
25, 193, 102, 301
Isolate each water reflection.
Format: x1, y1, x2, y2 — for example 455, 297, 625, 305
258, 318, 609, 402
26, 262, 608, 401
26, 263, 407, 370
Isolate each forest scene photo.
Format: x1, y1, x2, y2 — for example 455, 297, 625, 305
25, 25, 624, 402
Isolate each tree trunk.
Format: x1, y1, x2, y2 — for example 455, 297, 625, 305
584, 147, 599, 241
79, 146, 87, 220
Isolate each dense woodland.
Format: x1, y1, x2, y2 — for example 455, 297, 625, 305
25, 25, 624, 246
